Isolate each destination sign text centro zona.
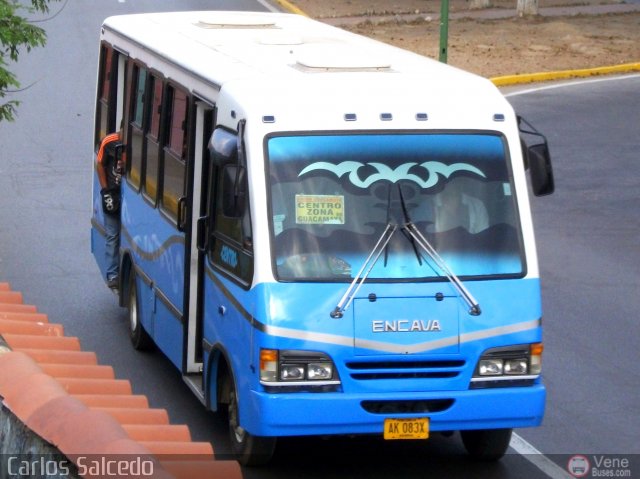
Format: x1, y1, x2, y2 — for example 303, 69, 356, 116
372, 319, 442, 333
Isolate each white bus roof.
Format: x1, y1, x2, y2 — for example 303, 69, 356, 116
101, 11, 504, 109
101, 11, 516, 135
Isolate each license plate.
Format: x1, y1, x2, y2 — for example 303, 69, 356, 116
384, 418, 430, 440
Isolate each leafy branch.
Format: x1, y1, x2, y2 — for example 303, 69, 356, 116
0, 0, 60, 122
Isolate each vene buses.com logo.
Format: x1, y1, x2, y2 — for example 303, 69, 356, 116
567, 455, 590, 477
567, 455, 633, 478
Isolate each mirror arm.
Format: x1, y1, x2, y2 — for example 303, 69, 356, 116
236, 119, 247, 190
234, 119, 247, 210
518, 115, 549, 145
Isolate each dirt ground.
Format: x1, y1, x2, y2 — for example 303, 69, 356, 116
287, 0, 640, 79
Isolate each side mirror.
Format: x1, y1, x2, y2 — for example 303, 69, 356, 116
208, 125, 248, 219
518, 116, 555, 197
527, 143, 554, 196
209, 127, 238, 166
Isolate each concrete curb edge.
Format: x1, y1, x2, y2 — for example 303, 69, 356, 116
490, 62, 640, 86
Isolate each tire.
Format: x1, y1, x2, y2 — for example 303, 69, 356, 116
227, 377, 276, 466
460, 428, 512, 461
127, 271, 153, 351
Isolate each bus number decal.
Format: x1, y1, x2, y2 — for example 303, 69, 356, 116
220, 244, 239, 269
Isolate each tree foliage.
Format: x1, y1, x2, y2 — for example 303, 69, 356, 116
0, 0, 58, 122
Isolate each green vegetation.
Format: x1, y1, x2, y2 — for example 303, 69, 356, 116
0, 0, 59, 121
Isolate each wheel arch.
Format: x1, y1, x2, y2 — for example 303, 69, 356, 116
119, 249, 135, 307
206, 343, 234, 413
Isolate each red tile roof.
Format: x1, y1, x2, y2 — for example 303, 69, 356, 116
0, 282, 241, 479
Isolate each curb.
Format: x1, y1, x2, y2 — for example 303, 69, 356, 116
490, 62, 640, 86
0, 282, 241, 479
277, 1, 640, 86
273, 0, 308, 16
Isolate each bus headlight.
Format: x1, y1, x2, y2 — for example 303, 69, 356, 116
478, 358, 504, 376
504, 358, 528, 375
260, 349, 340, 387
307, 362, 334, 380
472, 343, 542, 388
280, 364, 305, 381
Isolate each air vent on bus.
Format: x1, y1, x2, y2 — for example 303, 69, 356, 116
196, 14, 278, 29
361, 399, 454, 414
294, 45, 392, 72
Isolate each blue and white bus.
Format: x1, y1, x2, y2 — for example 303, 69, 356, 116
91, 11, 554, 465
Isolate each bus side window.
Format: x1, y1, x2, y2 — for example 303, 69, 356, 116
95, 44, 117, 150
161, 86, 189, 222
143, 75, 163, 204
127, 64, 147, 190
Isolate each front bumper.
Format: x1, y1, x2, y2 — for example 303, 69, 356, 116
243, 384, 545, 437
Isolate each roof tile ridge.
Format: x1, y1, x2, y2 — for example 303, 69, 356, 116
0, 282, 242, 478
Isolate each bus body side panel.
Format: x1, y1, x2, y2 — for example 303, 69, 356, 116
201, 263, 258, 415
120, 182, 185, 368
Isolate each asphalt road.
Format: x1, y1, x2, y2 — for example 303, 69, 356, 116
0, 0, 638, 477
505, 76, 640, 456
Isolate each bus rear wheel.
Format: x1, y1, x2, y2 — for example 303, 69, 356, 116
460, 428, 512, 461
127, 271, 153, 351
227, 380, 276, 466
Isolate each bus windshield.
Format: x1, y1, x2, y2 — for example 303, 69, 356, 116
267, 133, 524, 281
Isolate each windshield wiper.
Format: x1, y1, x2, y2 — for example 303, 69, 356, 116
403, 222, 481, 316
397, 184, 481, 316
330, 223, 397, 318
330, 184, 481, 318
398, 186, 424, 267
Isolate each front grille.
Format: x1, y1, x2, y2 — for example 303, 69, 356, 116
345, 359, 465, 381
361, 399, 454, 414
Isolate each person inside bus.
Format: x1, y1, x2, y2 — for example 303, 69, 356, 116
431, 182, 489, 234
96, 123, 124, 290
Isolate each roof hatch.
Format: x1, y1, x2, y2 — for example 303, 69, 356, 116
294, 45, 392, 72
196, 13, 278, 29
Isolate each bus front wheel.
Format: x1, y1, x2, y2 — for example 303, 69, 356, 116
460, 428, 512, 461
127, 272, 153, 351
227, 380, 276, 466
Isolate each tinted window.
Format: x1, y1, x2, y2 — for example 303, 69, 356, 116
127, 65, 147, 189
144, 75, 163, 202
95, 46, 114, 149
267, 133, 523, 281
161, 87, 189, 220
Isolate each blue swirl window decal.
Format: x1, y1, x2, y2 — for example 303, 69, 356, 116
299, 161, 486, 189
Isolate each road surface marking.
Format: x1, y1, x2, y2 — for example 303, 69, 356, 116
510, 432, 573, 479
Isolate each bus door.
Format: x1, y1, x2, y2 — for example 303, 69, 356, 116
91, 44, 126, 281
183, 100, 215, 398
199, 123, 256, 410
